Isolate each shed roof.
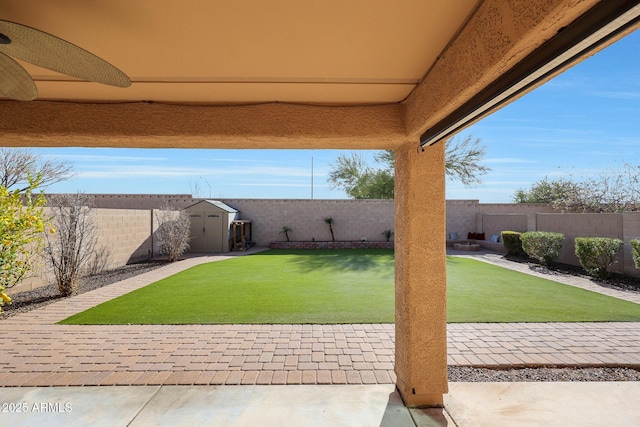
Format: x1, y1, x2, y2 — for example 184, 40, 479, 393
185, 200, 238, 213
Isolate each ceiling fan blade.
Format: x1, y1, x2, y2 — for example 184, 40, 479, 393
0, 20, 131, 88
0, 51, 37, 100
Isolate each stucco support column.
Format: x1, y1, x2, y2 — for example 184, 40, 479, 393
394, 140, 448, 407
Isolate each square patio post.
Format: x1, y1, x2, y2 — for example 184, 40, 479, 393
394, 141, 448, 407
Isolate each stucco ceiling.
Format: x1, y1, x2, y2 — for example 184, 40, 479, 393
1, 1, 639, 150
0, 0, 480, 104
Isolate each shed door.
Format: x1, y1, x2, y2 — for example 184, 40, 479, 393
189, 212, 224, 253
189, 213, 206, 252
204, 213, 224, 252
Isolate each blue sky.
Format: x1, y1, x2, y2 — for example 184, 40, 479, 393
27, 29, 640, 202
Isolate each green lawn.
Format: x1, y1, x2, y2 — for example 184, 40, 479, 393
61, 249, 395, 324
446, 256, 640, 322
59, 249, 640, 325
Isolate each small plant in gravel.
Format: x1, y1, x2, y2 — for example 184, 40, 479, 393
280, 226, 292, 242
324, 217, 335, 242
381, 229, 394, 242
155, 207, 190, 263
575, 237, 623, 279
44, 193, 98, 297
521, 231, 564, 266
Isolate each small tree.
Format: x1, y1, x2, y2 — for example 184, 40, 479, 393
574, 237, 623, 279
327, 135, 490, 199
0, 175, 47, 311
514, 165, 640, 213
280, 226, 292, 242
382, 229, 394, 242
520, 231, 564, 266
44, 193, 98, 297
324, 217, 335, 242
513, 177, 579, 204
0, 147, 73, 191
155, 208, 190, 262
327, 153, 394, 199
444, 135, 490, 186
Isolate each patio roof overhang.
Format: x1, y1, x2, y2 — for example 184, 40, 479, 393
418, 0, 640, 147
1, 0, 637, 150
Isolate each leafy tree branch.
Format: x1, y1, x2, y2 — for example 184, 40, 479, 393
328, 135, 489, 199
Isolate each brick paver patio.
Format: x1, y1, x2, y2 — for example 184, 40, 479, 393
1, 248, 639, 387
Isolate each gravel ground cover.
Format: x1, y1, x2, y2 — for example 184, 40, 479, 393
509, 254, 640, 293
448, 366, 640, 382
0, 261, 164, 320
2, 256, 640, 382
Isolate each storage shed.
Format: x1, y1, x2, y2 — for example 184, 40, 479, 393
185, 200, 238, 253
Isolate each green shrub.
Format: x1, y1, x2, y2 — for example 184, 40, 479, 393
574, 237, 623, 279
631, 239, 640, 270
521, 231, 564, 266
501, 231, 525, 256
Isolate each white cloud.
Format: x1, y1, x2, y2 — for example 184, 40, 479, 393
483, 157, 537, 164
235, 183, 328, 188
44, 154, 166, 162
76, 164, 313, 179
588, 90, 640, 100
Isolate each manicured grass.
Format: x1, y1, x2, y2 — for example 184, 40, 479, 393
446, 257, 640, 322
59, 250, 640, 325
60, 249, 395, 324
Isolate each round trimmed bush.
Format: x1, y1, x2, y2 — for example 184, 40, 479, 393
521, 231, 564, 266
501, 231, 525, 257
574, 237, 623, 279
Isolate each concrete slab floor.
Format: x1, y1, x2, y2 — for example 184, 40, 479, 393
1, 383, 639, 426
0, 385, 434, 427
444, 382, 640, 427
0, 386, 160, 427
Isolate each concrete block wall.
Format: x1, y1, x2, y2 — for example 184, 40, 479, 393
446, 200, 480, 238
21, 195, 638, 286
476, 203, 555, 215
622, 212, 640, 276
56, 195, 551, 245
478, 214, 528, 239
219, 199, 394, 246
14, 208, 159, 293
454, 203, 638, 277
92, 208, 155, 268
270, 241, 394, 249
445, 200, 553, 238
46, 194, 195, 210
536, 213, 624, 272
